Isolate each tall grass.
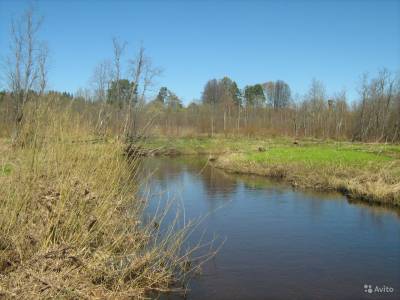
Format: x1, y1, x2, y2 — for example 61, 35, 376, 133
0, 97, 204, 298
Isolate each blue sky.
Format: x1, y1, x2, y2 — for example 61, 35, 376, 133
1, 0, 399, 104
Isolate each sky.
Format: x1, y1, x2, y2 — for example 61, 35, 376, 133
0, 0, 399, 104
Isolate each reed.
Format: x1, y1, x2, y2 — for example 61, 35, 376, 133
0, 97, 204, 299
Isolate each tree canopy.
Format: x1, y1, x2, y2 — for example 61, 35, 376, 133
107, 79, 136, 108
244, 84, 266, 107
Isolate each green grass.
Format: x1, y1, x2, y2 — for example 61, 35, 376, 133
244, 146, 392, 169
143, 136, 294, 154
143, 137, 400, 205
0, 164, 11, 175
143, 136, 399, 161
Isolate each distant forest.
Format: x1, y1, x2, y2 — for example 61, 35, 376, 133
1, 9, 399, 143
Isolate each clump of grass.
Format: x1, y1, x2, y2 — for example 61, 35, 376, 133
0, 99, 204, 298
0, 164, 11, 176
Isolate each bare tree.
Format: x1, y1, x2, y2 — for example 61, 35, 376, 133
112, 37, 127, 105
353, 73, 369, 141
91, 60, 112, 135
7, 7, 46, 142
37, 42, 49, 96
202, 79, 220, 136
263, 80, 291, 109
124, 45, 161, 138
91, 59, 112, 102
352, 70, 399, 142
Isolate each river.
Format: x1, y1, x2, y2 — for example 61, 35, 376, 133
139, 157, 400, 300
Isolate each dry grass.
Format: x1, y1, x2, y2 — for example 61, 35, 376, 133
0, 99, 206, 299
215, 153, 400, 206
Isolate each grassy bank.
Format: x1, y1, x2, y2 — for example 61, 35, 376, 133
142, 137, 400, 206
0, 106, 197, 298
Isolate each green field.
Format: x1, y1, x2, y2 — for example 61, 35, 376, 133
243, 146, 393, 168
143, 136, 399, 160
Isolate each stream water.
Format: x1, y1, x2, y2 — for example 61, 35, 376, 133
139, 157, 400, 300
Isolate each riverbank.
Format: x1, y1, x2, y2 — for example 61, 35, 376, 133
140, 137, 400, 206
0, 116, 193, 298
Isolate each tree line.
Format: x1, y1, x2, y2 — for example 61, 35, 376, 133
143, 70, 399, 142
1, 8, 399, 143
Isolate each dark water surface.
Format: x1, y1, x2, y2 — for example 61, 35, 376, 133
139, 157, 400, 300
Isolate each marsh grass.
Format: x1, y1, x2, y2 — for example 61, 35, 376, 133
141, 137, 400, 158
0, 99, 209, 299
141, 137, 399, 205
215, 149, 400, 206
244, 146, 392, 168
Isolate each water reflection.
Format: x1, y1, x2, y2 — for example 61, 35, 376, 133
139, 157, 400, 300
140, 156, 237, 199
